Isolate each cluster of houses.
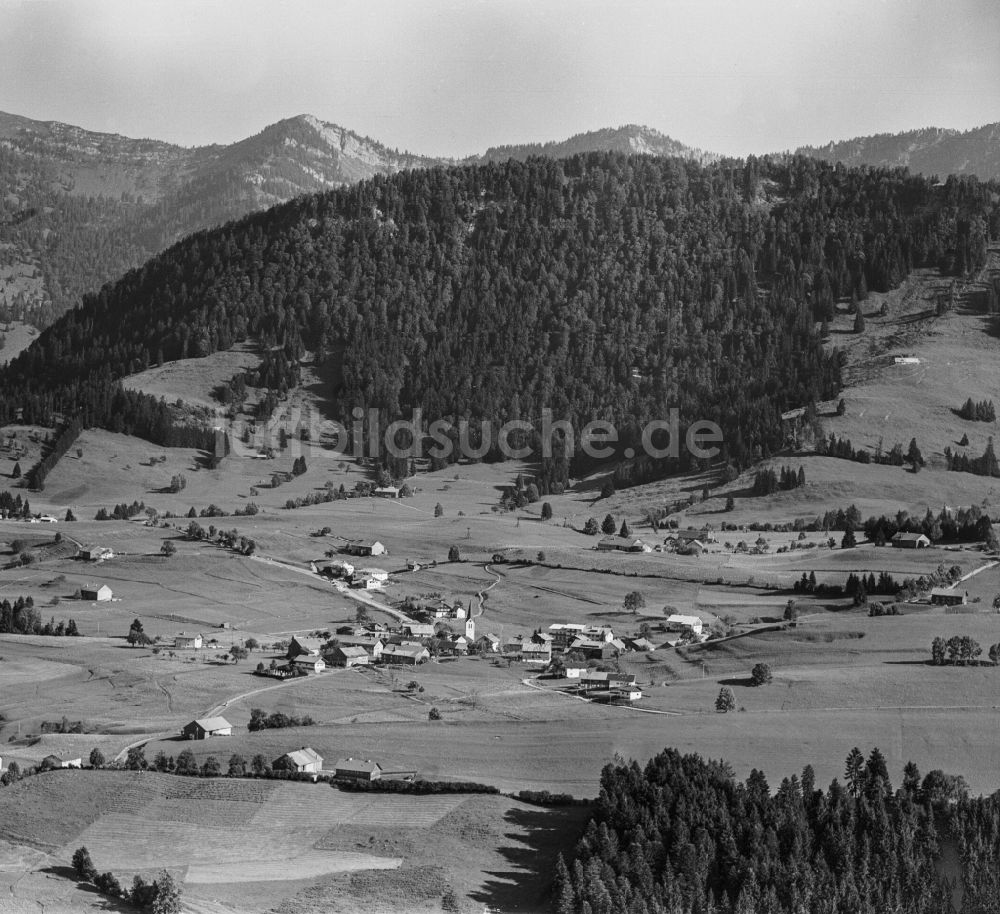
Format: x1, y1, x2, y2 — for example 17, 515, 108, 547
596, 528, 718, 556
314, 542, 390, 590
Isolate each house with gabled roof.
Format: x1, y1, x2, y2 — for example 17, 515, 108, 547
334, 758, 383, 780
181, 716, 232, 739
328, 644, 370, 667
275, 747, 323, 773
596, 535, 652, 553
288, 635, 324, 659
344, 540, 386, 557
380, 643, 429, 665
892, 532, 931, 549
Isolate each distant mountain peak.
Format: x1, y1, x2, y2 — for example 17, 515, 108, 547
479, 124, 717, 165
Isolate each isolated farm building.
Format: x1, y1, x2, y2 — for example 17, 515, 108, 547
275, 747, 323, 773
358, 567, 389, 584
80, 584, 112, 602
521, 641, 553, 663
174, 632, 203, 649
403, 622, 435, 639
597, 535, 652, 553
892, 532, 931, 549
78, 545, 113, 561
930, 588, 967, 606
665, 614, 704, 636
344, 540, 386, 557
373, 486, 400, 498
328, 645, 370, 667
41, 754, 82, 769
380, 643, 429, 664
291, 655, 327, 673
182, 716, 233, 739
334, 758, 382, 781
288, 636, 324, 659
626, 637, 656, 652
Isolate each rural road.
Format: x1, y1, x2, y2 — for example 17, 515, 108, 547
112, 667, 358, 764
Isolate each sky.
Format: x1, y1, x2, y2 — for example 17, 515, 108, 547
1, 0, 999, 158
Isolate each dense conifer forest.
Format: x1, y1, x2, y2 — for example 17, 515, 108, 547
1, 153, 995, 480
553, 748, 1000, 914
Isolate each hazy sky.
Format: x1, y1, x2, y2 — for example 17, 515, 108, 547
2, 0, 998, 157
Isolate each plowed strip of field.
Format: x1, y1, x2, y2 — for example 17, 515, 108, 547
185, 851, 400, 884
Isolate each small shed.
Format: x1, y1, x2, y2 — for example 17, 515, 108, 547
892, 532, 931, 549
81, 585, 113, 602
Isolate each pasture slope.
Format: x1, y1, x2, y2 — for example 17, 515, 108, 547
0, 770, 585, 913
1, 257, 1000, 910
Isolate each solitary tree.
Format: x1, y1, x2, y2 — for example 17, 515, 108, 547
725, 496, 735, 511
583, 517, 599, 535
541, 502, 553, 521
88, 748, 105, 769
601, 514, 616, 535
715, 687, 736, 713
161, 540, 177, 558
72, 846, 98, 882
125, 745, 147, 771
841, 527, 857, 549
750, 662, 773, 686
623, 591, 645, 614
434, 503, 443, 517
448, 545, 461, 562
619, 519, 631, 538
229, 645, 248, 663
854, 310, 865, 333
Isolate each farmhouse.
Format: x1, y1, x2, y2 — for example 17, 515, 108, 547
596, 535, 652, 553
580, 671, 636, 691
521, 641, 553, 663
288, 636, 323, 659
41, 754, 82, 769
626, 637, 655, 652
182, 716, 233, 739
609, 685, 644, 702
344, 540, 387, 557
291, 655, 327, 673
317, 559, 354, 578
668, 528, 717, 545
473, 633, 501, 653
174, 632, 203, 649
403, 622, 435, 639
80, 584, 112, 602
351, 574, 383, 590
335, 635, 385, 659
78, 545, 113, 561
665, 614, 704, 636
892, 532, 931, 549
328, 645, 370, 667
930, 588, 967, 606
275, 747, 323, 773
373, 486, 400, 498
380, 643, 429, 664
334, 758, 383, 781
568, 638, 622, 660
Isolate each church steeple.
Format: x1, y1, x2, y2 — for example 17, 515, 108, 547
465, 602, 475, 640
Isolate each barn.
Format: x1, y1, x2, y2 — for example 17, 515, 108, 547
181, 716, 233, 739
80, 584, 113, 602
274, 747, 323, 773
334, 758, 383, 781
930, 588, 967, 606
892, 532, 931, 549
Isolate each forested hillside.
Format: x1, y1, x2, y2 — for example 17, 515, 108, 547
554, 748, 999, 914
1, 153, 995, 482
0, 111, 446, 326
799, 122, 1000, 183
